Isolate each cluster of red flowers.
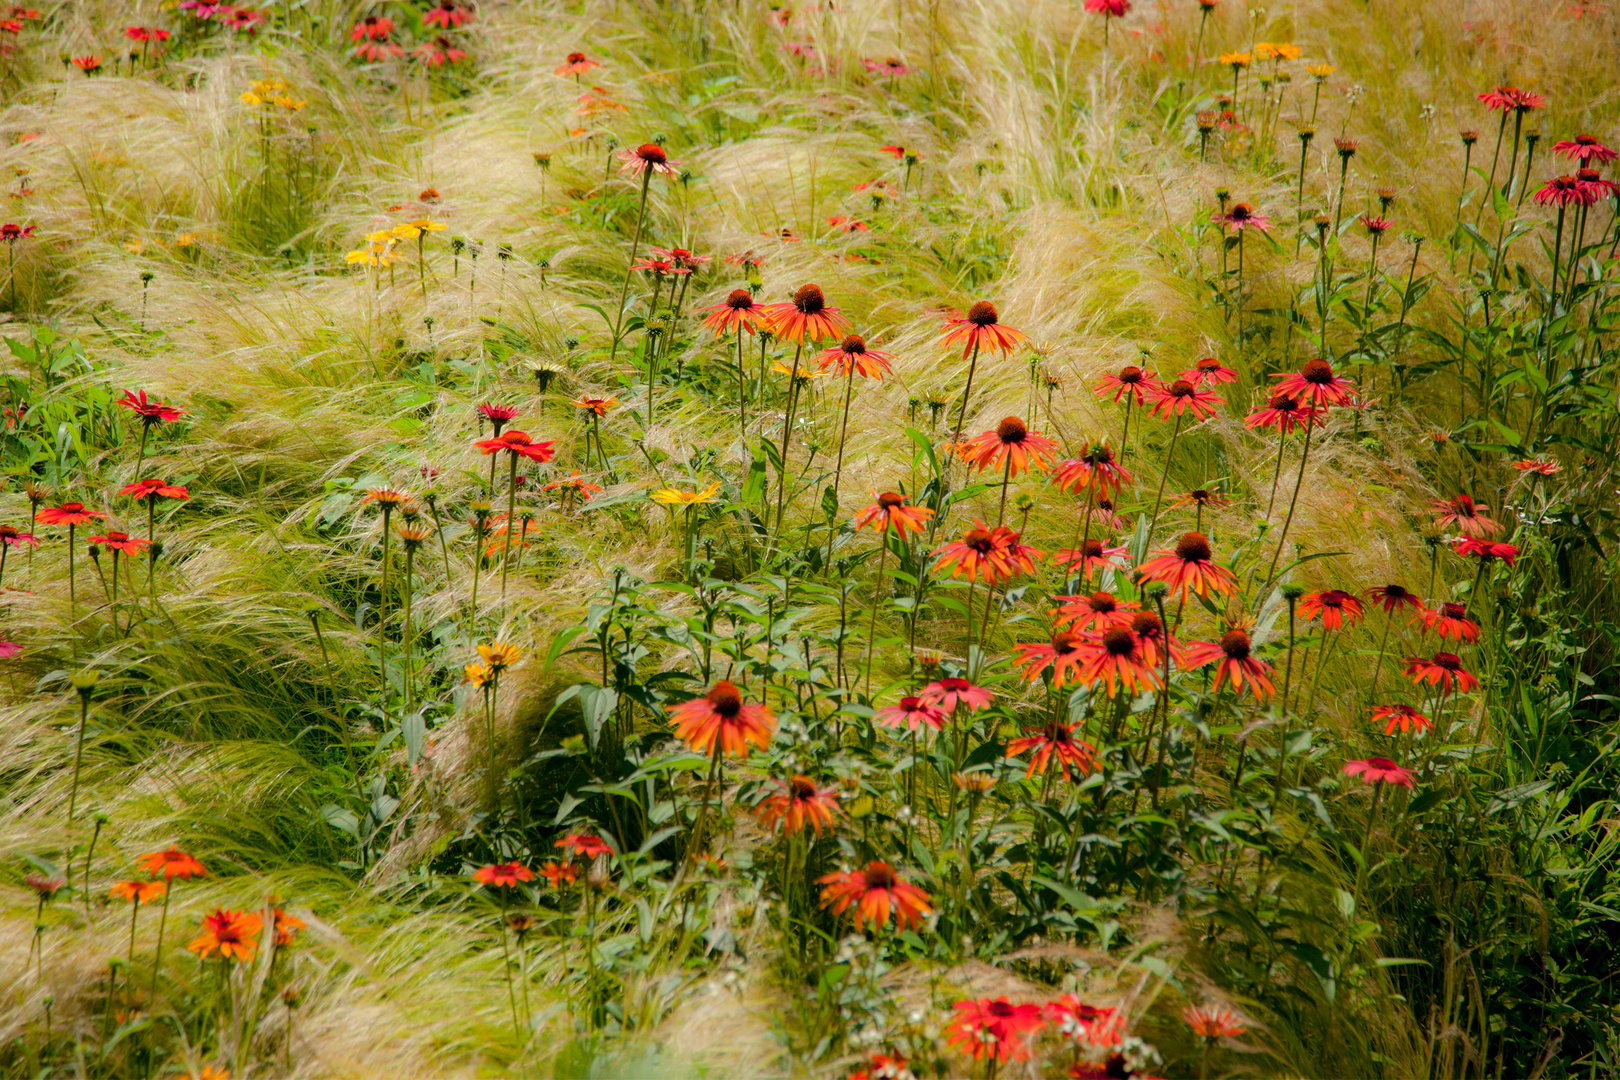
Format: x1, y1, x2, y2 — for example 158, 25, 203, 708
350, 2, 473, 66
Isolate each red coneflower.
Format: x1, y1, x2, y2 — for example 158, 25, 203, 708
1180, 356, 1239, 385
473, 862, 536, 887
1553, 134, 1618, 165
1366, 584, 1422, 613
1135, 532, 1237, 600
1478, 86, 1545, 113
966, 416, 1059, 477
617, 142, 682, 178
818, 861, 932, 931
1145, 378, 1223, 420
1511, 458, 1562, 475
71, 55, 101, 72
1298, 589, 1365, 630
188, 908, 263, 962
118, 389, 183, 425
1005, 720, 1097, 779
1415, 602, 1480, 643
919, 677, 993, 713
1094, 365, 1161, 406
1270, 358, 1356, 407
1360, 214, 1393, 235
874, 695, 947, 731
854, 491, 934, 534
764, 283, 849, 344
757, 775, 841, 836
1180, 629, 1274, 700
1184, 1005, 1247, 1039
555, 833, 615, 858
1211, 202, 1272, 232
1052, 590, 1139, 633
21, 499, 95, 524
1052, 537, 1129, 581
1372, 703, 1431, 735
556, 50, 599, 77
1533, 175, 1590, 209
1404, 652, 1479, 693
539, 861, 578, 888
816, 334, 893, 379
668, 680, 776, 757
412, 37, 467, 65
88, 530, 149, 555
945, 997, 1045, 1063
477, 403, 522, 436
423, 0, 470, 27
879, 144, 906, 158
1454, 538, 1519, 567
110, 879, 167, 905
933, 523, 1038, 586
1343, 756, 1416, 788
701, 289, 768, 336
1053, 444, 1134, 498
1073, 626, 1164, 696
1243, 392, 1319, 433
1013, 630, 1090, 688
120, 478, 189, 503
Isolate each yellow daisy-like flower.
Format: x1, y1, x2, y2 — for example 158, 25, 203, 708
652, 480, 722, 507
392, 223, 422, 240
273, 96, 306, 111
173, 232, 198, 248
1255, 42, 1301, 61
365, 229, 395, 244
463, 661, 492, 687
770, 360, 829, 383
240, 91, 263, 106
1218, 51, 1252, 68
478, 641, 523, 674
1306, 63, 1335, 79
409, 219, 447, 232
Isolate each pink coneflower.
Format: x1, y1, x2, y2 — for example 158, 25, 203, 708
919, 677, 993, 713
862, 56, 910, 76
1270, 358, 1355, 407
1343, 756, 1416, 788
940, 301, 1025, 358
651, 246, 710, 271
1415, 602, 1480, 643
423, 0, 470, 28
1552, 134, 1618, 165
1372, 704, 1431, 735
477, 403, 521, 435
1145, 378, 1223, 420
1243, 392, 1319, 433
1094, 365, 1161, 406
1084, 0, 1130, 13
1478, 86, 1545, 113
873, 695, 946, 732
617, 143, 682, 178
1211, 202, 1271, 232
1179, 356, 1238, 385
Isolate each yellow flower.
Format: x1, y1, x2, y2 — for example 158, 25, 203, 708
408, 219, 447, 232
273, 96, 306, 111
478, 641, 522, 674
1306, 63, 1335, 79
240, 91, 262, 106
345, 244, 394, 267
771, 360, 828, 382
463, 661, 492, 687
1255, 42, 1301, 61
1218, 51, 1251, 68
651, 480, 722, 507
391, 223, 422, 240
173, 233, 198, 248
123, 239, 145, 254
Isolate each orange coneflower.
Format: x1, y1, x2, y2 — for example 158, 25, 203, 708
1095, 365, 1161, 406
817, 861, 932, 931
37, 501, 106, 527
473, 429, 556, 462
874, 696, 947, 731
1184, 1005, 1248, 1039
572, 395, 618, 417
945, 998, 1045, 1063
616, 142, 682, 178
1180, 629, 1275, 700
1431, 495, 1502, 538
110, 880, 167, 905
1052, 537, 1128, 582
1053, 444, 1133, 498
556, 833, 614, 858
1128, 608, 1181, 669
1052, 591, 1139, 633
539, 860, 578, 888
816, 334, 893, 379
1005, 720, 1097, 779
854, 491, 933, 534
188, 908, 263, 962
473, 862, 536, 887
966, 417, 1059, 477
700, 289, 768, 336
555, 51, 599, 77
1146, 378, 1223, 420
141, 847, 206, 881
271, 908, 305, 946
668, 680, 776, 757
1404, 652, 1479, 693
933, 524, 1040, 585
919, 677, 993, 713
757, 775, 841, 836
1074, 626, 1164, 696
1372, 704, 1431, 735
1136, 532, 1237, 601
763, 283, 849, 344
1414, 603, 1480, 643
1013, 630, 1090, 687
1299, 589, 1364, 630
1180, 356, 1239, 385
1270, 358, 1355, 408
941, 301, 1024, 358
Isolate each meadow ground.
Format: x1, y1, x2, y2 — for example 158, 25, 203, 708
2, 0, 1619, 1077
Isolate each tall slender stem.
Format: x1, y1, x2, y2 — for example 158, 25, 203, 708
607, 170, 654, 366
500, 455, 518, 599
1264, 420, 1314, 589
773, 343, 806, 539
863, 535, 891, 699
1148, 414, 1187, 534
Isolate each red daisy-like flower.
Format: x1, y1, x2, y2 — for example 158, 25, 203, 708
701, 289, 768, 337
919, 677, 993, 713
1243, 392, 1319, 433
140, 846, 206, 881
0, 525, 38, 548
1477, 86, 1545, 113
853, 491, 933, 534
757, 775, 841, 836
1360, 214, 1393, 236
667, 680, 777, 757
933, 524, 1040, 585
88, 531, 150, 555
1533, 175, 1589, 209
966, 416, 1059, 476
1432, 494, 1503, 538
940, 301, 1025, 358
651, 246, 710, 271
817, 334, 894, 379
1343, 756, 1416, 788
1045, 996, 1123, 1048
120, 478, 190, 503
945, 997, 1045, 1063
473, 430, 556, 462
1052, 590, 1139, 633
423, 0, 470, 27
555, 833, 614, 858
37, 502, 107, 527
1270, 358, 1355, 407
1510, 458, 1562, 475
1372, 704, 1431, 735
556, 51, 600, 77
1552, 134, 1618, 165
539, 860, 578, 887
473, 862, 535, 888
1180, 628, 1275, 700
631, 256, 687, 278
1072, 626, 1163, 696
412, 34, 467, 64
1145, 378, 1223, 421
1453, 538, 1519, 567
617, 142, 682, 178
1052, 537, 1129, 581
874, 695, 947, 731
1404, 652, 1480, 693
1184, 1005, 1248, 1039
1366, 584, 1421, 613
763, 283, 850, 344
1179, 356, 1239, 385
1094, 365, 1161, 406
1005, 720, 1097, 779
117, 389, 183, 426
1014, 630, 1091, 688
1211, 202, 1271, 232
1414, 602, 1480, 643
1053, 443, 1134, 497
1298, 589, 1365, 630
817, 861, 932, 931
1135, 532, 1237, 601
